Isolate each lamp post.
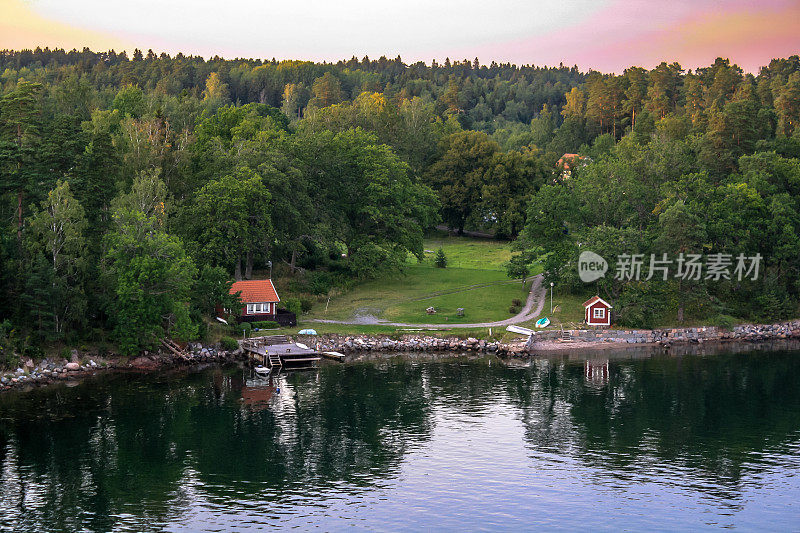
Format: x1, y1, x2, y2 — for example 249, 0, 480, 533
550, 282, 554, 315
267, 261, 272, 279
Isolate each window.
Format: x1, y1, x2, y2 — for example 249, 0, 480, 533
246, 303, 271, 314
593, 307, 605, 319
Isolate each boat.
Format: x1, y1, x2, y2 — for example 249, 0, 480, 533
254, 365, 271, 377
506, 325, 535, 337
297, 329, 317, 335
535, 317, 550, 328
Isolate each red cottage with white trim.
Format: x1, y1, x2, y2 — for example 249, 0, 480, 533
583, 295, 612, 327
229, 279, 280, 321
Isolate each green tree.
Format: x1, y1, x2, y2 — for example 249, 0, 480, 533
105, 208, 197, 355
193, 265, 241, 318
112, 84, 146, 118
480, 149, 546, 238
309, 72, 344, 108
24, 181, 88, 338
434, 248, 447, 268
0, 80, 43, 243
185, 173, 272, 280
425, 131, 499, 233
291, 128, 438, 277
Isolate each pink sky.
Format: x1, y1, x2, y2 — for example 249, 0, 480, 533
466, 0, 800, 72
1, 0, 798, 72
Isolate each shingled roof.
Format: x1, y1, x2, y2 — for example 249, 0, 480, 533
229, 279, 280, 303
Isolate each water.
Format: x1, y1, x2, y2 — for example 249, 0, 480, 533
1, 347, 800, 531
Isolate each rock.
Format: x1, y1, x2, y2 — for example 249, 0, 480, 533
130, 356, 158, 370
71, 349, 79, 363
65, 362, 80, 371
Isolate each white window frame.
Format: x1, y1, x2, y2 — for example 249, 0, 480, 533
593, 307, 606, 319
246, 302, 273, 314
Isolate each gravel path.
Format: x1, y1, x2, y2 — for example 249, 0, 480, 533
312, 274, 546, 329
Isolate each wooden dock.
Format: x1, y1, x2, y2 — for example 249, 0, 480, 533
240, 335, 341, 370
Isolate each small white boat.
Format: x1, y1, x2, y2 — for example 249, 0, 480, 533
535, 317, 550, 328
507, 325, 535, 336
298, 329, 317, 335
254, 365, 271, 377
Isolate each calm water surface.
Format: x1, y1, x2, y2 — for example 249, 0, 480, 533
1, 347, 800, 531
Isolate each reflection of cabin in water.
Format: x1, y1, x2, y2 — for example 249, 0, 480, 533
241, 376, 277, 411
584, 359, 609, 385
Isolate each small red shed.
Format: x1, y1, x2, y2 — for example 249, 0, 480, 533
229, 279, 280, 321
583, 295, 612, 327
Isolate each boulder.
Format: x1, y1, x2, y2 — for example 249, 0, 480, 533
65, 362, 80, 371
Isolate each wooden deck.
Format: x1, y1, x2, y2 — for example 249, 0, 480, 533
241, 336, 335, 370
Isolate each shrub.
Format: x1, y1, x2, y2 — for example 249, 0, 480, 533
252, 321, 280, 329
710, 314, 737, 330
434, 248, 448, 268
282, 297, 302, 316
236, 322, 252, 335
220, 336, 239, 351
509, 305, 521, 314
300, 297, 314, 313
512, 298, 522, 307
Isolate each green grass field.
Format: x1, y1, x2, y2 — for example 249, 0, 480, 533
301, 234, 538, 326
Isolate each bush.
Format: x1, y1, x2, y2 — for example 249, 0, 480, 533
236, 322, 252, 335
282, 297, 302, 316
300, 297, 314, 313
252, 321, 280, 329
435, 248, 448, 268
710, 314, 737, 330
509, 305, 521, 314
512, 298, 522, 307
220, 336, 239, 351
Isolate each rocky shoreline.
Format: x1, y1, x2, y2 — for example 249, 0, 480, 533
3, 320, 800, 393
0, 344, 244, 393
309, 320, 800, 355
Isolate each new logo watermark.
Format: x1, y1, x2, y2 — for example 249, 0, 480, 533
578, 252, 762, 282
578, 251, 608, 282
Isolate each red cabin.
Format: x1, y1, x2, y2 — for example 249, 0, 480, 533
583, 295, 612, 327
229, 279, 280, 321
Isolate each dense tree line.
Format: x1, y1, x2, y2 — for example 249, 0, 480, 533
1, 48, 800, 357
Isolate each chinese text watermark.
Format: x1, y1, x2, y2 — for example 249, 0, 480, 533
579, 252, 761, 282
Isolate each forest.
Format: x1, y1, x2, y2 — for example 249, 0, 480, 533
1, 47, 800, 360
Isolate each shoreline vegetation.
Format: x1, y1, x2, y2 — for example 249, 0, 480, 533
3, 320, 800, 393
2, 49, 800, 369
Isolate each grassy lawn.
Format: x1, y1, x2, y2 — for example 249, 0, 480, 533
518, 290, 591, 331
301, 234, 537, 325
410, 231, 514, 270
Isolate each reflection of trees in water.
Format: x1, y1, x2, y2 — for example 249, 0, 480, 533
505, 351, 800, 491
1, 351, 800, 529
0, 364, 434, 531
